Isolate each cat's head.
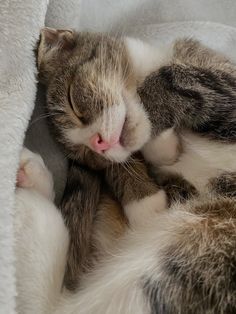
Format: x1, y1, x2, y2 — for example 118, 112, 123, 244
38, 28, 151, 168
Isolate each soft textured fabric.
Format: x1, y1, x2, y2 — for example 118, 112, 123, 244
0, 1, 48, 312
0, 1, 80, 312
78, 0, 236, 32
1, 0, 236, 312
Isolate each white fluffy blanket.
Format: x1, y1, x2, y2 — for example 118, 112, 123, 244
1, 0, 236, 312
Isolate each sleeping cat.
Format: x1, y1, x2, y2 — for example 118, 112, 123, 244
14, 28, 236, 313
37, 27, 236, 286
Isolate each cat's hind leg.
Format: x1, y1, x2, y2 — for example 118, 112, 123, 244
15, 148, 69, 314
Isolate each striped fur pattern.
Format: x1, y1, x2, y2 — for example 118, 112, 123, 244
139, 39, 236, 141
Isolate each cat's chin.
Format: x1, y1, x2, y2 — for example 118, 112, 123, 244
104, 145, 131, 163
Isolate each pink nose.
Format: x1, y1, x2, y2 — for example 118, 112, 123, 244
90, 133, 119, 152
90, 133, 111, 152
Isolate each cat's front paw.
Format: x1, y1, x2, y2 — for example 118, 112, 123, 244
124, 190, 167, 228
142, 128, 181, 166
17, 148, 55, 200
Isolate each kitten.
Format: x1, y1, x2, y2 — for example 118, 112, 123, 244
20, 28, 236, 312
38, 27, 236, 280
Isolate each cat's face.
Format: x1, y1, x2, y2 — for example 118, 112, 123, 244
38, 28, 151, 166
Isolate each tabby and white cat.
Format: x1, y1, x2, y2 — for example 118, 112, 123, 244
15, 28, 236, 314
39, 27, 236, 278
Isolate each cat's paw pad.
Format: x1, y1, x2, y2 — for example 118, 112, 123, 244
142, 128, 181, 166
17, 148, 54, 200
124, 190, 167, 227
209, 172, 236, 198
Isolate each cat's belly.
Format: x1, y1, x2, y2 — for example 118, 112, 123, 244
161, 131, 236, 192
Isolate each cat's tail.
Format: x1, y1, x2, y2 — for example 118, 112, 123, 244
60, 160, 101, 290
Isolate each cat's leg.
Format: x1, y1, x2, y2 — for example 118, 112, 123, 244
60, 161, 101, 290
123, 189, 167, 228
150, 167, 198, 205
105, 157, 167, 228
139, 127, 197, 206
15, 148, 69, 314
208, 171, 236, 198
139, 38, 236, 142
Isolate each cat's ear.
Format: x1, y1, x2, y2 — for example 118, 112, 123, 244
39, 28, 76, 53
37, 28, 76, 83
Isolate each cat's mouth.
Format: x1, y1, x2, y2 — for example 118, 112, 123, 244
101, 116, 143, 163
84, 117, 130, 163
101, 103, 152, 163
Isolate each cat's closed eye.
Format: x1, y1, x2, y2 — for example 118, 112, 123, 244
68, 85, 87, 124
